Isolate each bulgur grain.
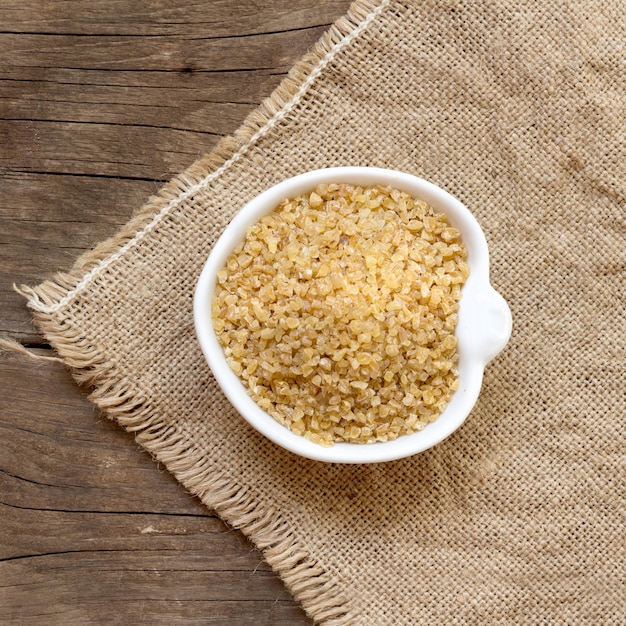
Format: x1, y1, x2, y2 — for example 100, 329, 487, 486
212, 184, 469, 446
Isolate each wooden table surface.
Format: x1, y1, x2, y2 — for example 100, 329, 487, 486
0, 2, 352, 622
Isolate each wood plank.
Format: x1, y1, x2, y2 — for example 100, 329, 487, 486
0, 0, 352, 37
0, 28, 328, 72
1, 119, 217, 178
0, 76, 259, 132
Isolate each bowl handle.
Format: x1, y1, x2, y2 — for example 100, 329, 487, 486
463, 285, 512, 365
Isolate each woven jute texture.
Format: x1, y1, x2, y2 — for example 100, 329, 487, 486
23, 0, 625, 623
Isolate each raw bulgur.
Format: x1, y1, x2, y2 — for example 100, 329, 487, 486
212, 183, 469, 446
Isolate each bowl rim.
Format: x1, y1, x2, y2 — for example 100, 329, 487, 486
194, 167, 511, 463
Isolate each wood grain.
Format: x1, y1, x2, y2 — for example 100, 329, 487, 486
0, 1, 352, 622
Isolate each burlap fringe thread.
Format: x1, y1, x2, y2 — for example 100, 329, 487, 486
0, 336, 63, 363
14, 1, 391, 624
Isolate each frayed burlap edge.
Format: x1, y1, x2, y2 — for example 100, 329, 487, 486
15, 1, 389, 624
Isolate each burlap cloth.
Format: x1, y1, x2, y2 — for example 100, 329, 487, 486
21, 0, 625, 623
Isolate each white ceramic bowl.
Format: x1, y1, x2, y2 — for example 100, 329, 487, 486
194, 167, 511, 463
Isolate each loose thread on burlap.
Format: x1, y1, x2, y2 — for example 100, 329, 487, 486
25, 0, 391, 317
0, 337, 64, 363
